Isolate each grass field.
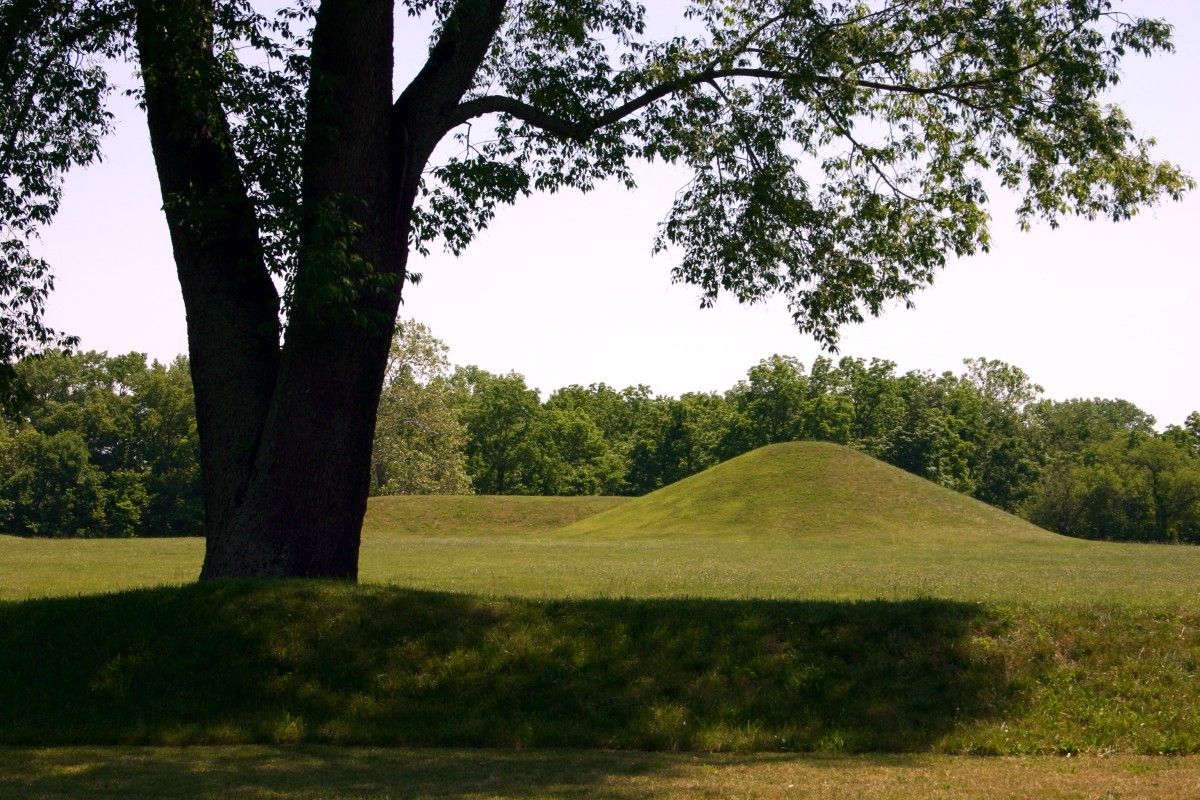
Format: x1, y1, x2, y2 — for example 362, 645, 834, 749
4, 747, 1199, 799
4, 443, 1199, 604
3, 443, 1200, 795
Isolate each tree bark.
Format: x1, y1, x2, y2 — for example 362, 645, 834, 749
136, 0, 507, 579
200, 0, 402, 579
133, 0, 282, 558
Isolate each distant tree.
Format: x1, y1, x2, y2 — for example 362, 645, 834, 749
798, 356, 855, 444
371, 320, 470, 496
885, 371, 974, 492
960, 358, 1043, 510
5, 0, 1191, 578
1029, 398, 1157, 458
963, 358, 1043, 410
545, 384, 637, 444
840, 357, 906, 459
0, 428, 111, 537
625, 395, 682, 494
728, 355, 808, 447
0, 351, 200, 536
1022, 451, 1144, 541
677, 392, 741, 472
1023, 429, 1200, 544
459, 370, 542, 495
526, 407, 625, 495
1127, 437, 1200, 544
1164, 412, 1200, 457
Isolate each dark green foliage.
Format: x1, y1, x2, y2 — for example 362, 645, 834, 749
0, 351, 201, 537
1023, 433, 1200, 544
456, 368, 544, 494
4, 0, 1194, 363
0, 428, 108, 537
0, 0, 126, 379
4, 343, 1195, 544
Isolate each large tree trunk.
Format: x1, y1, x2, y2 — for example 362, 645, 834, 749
200, 0, 403, 579
135, 0, 506, 580
133, 0, 282, 549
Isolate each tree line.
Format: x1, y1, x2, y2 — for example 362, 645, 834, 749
2, 324, 1198, 543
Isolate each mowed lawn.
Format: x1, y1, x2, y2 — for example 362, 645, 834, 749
3, 443, 1200, 604
3, 444, 1200, 797
4, 747, 1200, 799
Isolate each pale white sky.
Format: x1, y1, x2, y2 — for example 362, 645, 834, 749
36, 2, 1200, 424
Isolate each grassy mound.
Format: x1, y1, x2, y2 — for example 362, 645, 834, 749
563, 442, 1057, 544
2, 582, 1198, 753
363, 495, 627, 538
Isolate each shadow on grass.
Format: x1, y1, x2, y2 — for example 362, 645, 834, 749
0, 747, 948, 800
0, 583, 1013, 752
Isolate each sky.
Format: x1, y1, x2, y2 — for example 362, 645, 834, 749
34, 2, 1200, 425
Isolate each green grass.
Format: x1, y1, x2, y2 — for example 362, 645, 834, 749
5, 443, 1200, 604
357, 444, 1200, 605
0, 495, 626, 601
560, 441, 1057, 544
5, 747, 1200, 799
2, 582, 1199, 753
2, 442, 1200, 755
364, 494, 629, 538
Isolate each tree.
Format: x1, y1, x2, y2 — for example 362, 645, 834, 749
0, 427, 111, 537
839, 357, 906, 459
525, 407, 625, 495
371, 320, 471, 496
459, 369, 542, 495
1022, 433, 1200, 543
0, 350, 201, 536
1127, 437, 1200, 544
1029, 397, 1157, 458
2, 0, 1192, 578
729, 355, 808, 447
960, 358, 1042, 510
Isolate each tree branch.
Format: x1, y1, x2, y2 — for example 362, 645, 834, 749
394, 0, 508, 158
444, 67, 1001, 142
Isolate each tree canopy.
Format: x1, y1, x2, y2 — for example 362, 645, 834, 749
3, 0, 1192, 354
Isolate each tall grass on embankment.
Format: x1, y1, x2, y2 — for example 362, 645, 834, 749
2, 582, 1198, 754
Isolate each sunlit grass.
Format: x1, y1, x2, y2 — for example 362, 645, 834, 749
4, 443, 1200, 605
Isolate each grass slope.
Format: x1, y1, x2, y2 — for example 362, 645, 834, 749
362, 444, 1200, 604
1, 583, 1199, 753
363, 495, 629, 538
562, 442, 1057, 543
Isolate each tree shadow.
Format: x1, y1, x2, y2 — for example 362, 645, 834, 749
0, 583, 1015, 752
0, 747, 941, 800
